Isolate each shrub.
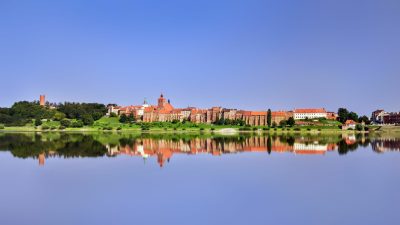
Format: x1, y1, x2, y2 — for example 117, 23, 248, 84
35, 118, 42, 126
42, 125, 50, 130
364, 126, 370, 131
307, 128, 311, 131
50, 126, 57, 130
0, 124, 4, 129
200, 127, 205, 131
294, 128, 301, 131
116, 127, 122, 131
262, 127, 268, 131
211, 127, 215, 131
60, 119, 71, 127
71, 120, 84, 128
81, 114, 94, 126
59, 126, 66, 130
109, 112, 117, 117
103, 126, 112, 130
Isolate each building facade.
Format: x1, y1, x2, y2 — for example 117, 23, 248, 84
293, 108, 328, 120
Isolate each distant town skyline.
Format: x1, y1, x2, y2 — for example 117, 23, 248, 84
1, 0, 399, 115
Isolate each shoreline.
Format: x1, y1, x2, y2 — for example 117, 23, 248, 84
1, 126, 395, 134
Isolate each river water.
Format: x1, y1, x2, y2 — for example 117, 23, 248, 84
0, 132, 399, 225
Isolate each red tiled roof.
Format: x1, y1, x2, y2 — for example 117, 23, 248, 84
345, 120, 357, 125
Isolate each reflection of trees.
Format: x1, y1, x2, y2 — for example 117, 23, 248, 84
0, 133, 107, 158
1, 132, 399, 161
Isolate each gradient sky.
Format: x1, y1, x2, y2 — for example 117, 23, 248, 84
0, 0, 399, 115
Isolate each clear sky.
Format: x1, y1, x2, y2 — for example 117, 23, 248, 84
0, 0, 399, 115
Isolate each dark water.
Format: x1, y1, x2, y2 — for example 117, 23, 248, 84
0, 132, 399, 225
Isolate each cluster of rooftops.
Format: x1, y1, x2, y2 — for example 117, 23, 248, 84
106, 94, 339, 126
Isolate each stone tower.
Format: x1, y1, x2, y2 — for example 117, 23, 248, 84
39, 95, 45, 106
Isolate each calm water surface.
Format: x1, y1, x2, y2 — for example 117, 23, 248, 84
0, 132, 399, 225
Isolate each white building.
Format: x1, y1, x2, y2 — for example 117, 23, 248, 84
293, 108, 327, 120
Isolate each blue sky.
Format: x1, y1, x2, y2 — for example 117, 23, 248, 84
0, 0, 399, 115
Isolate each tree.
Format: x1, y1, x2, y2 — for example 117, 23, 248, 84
267, 109, 272, 127
34, 118, 42, 126
279, 120, 287, 127
128, 114, 136, 123
272, 121, 277, 127
53, 112, 66, 121
359, 115, 371, 125
119, 114, 128, 123
337, 108, 349, 123
71, 120, 84, 128
348, 111, 359, 122
60, 119, 71, 127
81, 114, 94, 126
287, 117, 295, 127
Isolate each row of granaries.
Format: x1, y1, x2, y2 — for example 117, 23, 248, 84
108, 94, 338, 126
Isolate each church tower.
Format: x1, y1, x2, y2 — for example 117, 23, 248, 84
158, 93, 167, 108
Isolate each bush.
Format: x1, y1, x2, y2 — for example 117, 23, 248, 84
60, 119, 71, 127
109, 112, 117, 117
81, 114, 94, 126
53, 112, 66, 121
294, 128, 301, 131
0, 124, 4, 129
71, 120, 84, 128
364, 126, 370, 131
59, 126, 66, 130
103, 126, 112, 130
50, 126, 57, 130
42, 125, 49, 130
117, 127, 122, 130
211, 127, 215, 131
307, 128, 311, 131
35, 118, 42, 126
200, 127, 205, 131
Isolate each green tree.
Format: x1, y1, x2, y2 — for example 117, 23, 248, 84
337, 108, 349, 123
81, 114, 94, 126
34, 118, 42, 126
53, 111, 66, 121
359, 115, 371, 125
60, 119, 71, 127
267, 109, 272, 127
279, 120, 287, 127
128, 114, 136, 123
287, 117, 295, 127
119, 114, 128, 123
348, 112, 359, 122
71, 120, 84, 128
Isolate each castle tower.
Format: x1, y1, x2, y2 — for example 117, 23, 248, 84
39, 95, 45, 106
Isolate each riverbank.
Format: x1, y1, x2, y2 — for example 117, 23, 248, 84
0, 125, 388, 134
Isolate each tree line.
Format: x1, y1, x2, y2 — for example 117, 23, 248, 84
0, 101, 107, 127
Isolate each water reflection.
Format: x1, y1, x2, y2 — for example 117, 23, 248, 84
0, 132, 399, 166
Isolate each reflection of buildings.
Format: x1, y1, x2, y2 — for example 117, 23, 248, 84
106, 137, 338, 167
371, 139, 400, 152
38, 153, 45, 166
293, 142, 336, 155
